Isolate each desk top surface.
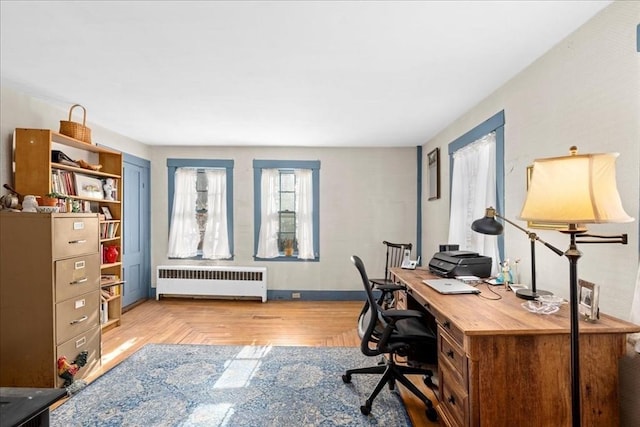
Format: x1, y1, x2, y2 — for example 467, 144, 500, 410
391, 267, 640, 336
0, 387, 67, 427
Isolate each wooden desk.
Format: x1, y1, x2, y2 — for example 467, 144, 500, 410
391, 267, 640, 427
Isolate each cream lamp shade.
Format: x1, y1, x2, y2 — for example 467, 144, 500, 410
519, 147, 633, 225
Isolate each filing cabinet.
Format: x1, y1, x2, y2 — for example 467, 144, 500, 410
0, 212, 101, 387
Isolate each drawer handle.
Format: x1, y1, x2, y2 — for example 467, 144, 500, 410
69, 239, 87, 244
443, 320, 451, 329
71, 278, 88, 285
423, 302, 431, 310
448, 395, 456, 405
75, 337, 87, 348
447, 350, 455, 359
70, 315, 88, 325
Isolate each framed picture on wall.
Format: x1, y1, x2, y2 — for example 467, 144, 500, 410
427, 147, 440, 201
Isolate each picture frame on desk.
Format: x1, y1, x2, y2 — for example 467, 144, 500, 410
578, 278, 599, 321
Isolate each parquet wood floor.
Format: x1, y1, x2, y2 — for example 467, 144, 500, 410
82, 298, 440, 426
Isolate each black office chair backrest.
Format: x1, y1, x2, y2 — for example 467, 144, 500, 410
381, 241, 412, 281
352, 255, 390, 357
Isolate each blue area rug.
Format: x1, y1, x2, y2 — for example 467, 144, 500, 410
51, 344, 412, 426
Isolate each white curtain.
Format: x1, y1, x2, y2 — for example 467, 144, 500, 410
167, 168, 199, 258
448, 132, 500, 275
202, 169, 231, 259
295, 169, 314, 259
256, 169, 280, 258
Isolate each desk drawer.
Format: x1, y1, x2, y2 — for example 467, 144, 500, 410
395, 290, 407, 309
56, 325, 100, 387
53, 216, 99, 259
55, 290, 99, 344
439, 326, 467, 384
55, 253, 100, 302
440, 366, 469, 427
433, 309, 464, 347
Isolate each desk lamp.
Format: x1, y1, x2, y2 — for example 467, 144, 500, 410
471, 207, 563, 300
519, 146, 633, 427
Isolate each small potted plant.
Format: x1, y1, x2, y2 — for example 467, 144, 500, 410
40, 192, 64, 206
284, 239, 294, 257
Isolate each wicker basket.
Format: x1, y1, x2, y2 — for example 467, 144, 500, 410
59, 104, 92, 144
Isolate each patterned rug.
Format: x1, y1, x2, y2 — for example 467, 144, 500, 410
51, 344, 412, 426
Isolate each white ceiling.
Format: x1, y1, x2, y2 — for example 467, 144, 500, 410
1, 1, 611, 147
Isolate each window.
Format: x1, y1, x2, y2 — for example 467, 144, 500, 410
447, 111, 504, 274
253, 160, 320, 261
167, 159, 234, 259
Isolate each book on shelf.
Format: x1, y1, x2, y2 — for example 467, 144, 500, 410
100, 301, 109, 324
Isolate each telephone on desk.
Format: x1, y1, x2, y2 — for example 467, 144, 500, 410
401, 249, 420, 270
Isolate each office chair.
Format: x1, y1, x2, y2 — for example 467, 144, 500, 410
369, 241, 413, 309
343, 255, 438, 421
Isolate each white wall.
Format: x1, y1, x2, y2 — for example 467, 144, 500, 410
150, 145, 417, 292
0, 85, 418, 294
422, 2, 639, 319
0, 85, 151, 179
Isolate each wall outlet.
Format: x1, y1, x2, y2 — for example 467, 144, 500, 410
291, 292, 301, 299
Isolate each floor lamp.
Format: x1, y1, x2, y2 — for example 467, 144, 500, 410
471, 206, 562, 300
519, 147, 633, 427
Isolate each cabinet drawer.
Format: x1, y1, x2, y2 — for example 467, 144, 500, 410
55, 253, 100, 302
56, 290, 99, 344
439, 326, 467, 384
56, 325, 100, 387
440, 367, 469, 427
53, 216, 99, 259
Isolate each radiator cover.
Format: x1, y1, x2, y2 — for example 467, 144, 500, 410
156, 265, 267, 302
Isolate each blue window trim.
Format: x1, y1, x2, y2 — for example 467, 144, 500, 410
416, 146, 423, 262
253, 159, 320, 262
166, 158, 234, 259
447, 110, 505, 259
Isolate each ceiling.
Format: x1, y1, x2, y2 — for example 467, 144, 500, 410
1, 1, 611, 147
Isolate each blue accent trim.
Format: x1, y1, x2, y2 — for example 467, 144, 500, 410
416, 146, 423, 263
253, 160, 321, 261
166, 158, 235, 258
448, 111, 505, 155
253, 160, 320, 170
447, 110, 506, 260
268, 290, 365, 301
123, 153, 152, 301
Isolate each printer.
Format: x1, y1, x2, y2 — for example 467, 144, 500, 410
428, 250, 492, 278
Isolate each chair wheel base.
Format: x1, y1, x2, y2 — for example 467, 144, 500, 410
360, 401, 372, 415
426, 406, 438, 422
342, 373, 352, 383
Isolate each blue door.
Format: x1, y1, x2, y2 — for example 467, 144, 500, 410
122, 154, 150, 307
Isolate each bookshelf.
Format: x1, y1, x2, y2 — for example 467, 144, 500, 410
13, 128, 123, 331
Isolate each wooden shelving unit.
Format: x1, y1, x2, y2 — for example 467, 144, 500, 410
13, 128, 124, 332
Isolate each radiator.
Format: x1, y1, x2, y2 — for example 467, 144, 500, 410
156, 265, 267, 302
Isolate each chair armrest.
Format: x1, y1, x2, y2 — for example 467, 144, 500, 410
374, 283, 405, 292
381, 309, 423, 320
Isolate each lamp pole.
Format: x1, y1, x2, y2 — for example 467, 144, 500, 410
565, 231, 582, 427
